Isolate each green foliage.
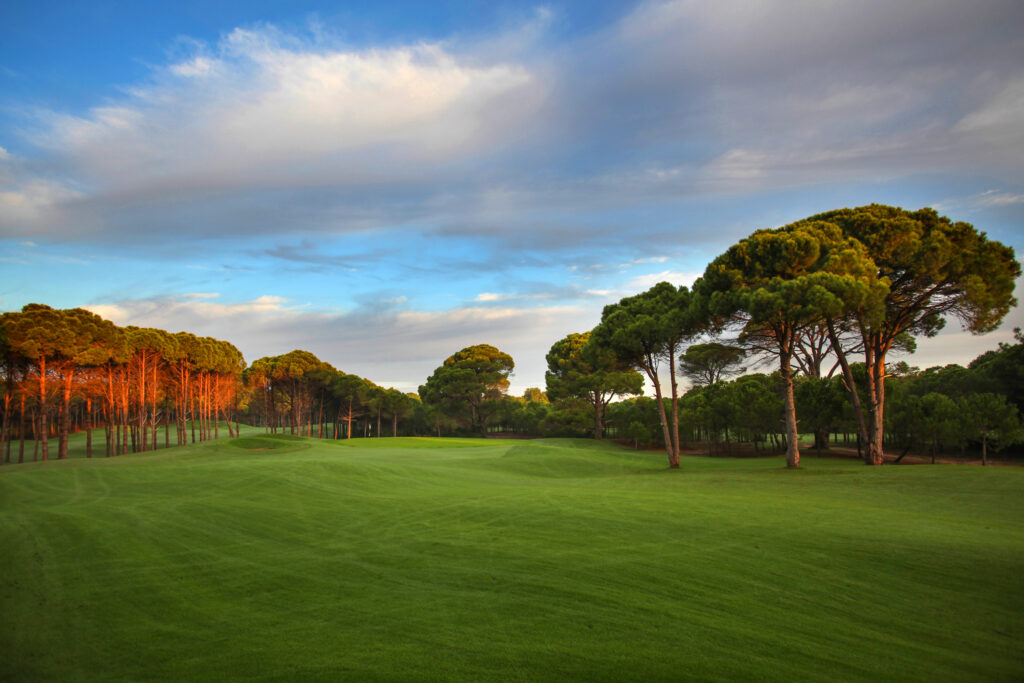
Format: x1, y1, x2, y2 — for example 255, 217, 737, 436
680, 373, 785, 452
700, 220, 884, 330
3, 304, 124, 368
540, 397, 592, 437
678, 342, 746, 386
794, 375, 845, 451
625, 420, 651, 448
810, 205, 1021, 337
958, 393, 1021, 464
807, 205, 1020, 464
697, 220, 882, 467
419, 344, 515, 434
606, 397, 664, 447
591, 282, 699, 464
969, 328, 1024, 414
521, 387, 549, 403
545, 331, 642, 438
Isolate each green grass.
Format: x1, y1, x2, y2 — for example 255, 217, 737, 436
1, 436, 1022, 681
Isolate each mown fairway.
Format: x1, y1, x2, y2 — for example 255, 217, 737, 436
2, 436, 1022, 681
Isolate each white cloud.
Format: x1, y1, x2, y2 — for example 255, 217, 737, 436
0, 178, 84, 224
975, 190, 1024, 207
33, 29, 543, 194
624, 270, 701, 292
473, 291, 552, 303
618, 256, 668, 268
169, 56, 219, 78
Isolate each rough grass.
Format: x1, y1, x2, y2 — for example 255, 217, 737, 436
1, 436, 1022, 681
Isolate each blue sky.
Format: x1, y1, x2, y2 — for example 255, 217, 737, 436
2, 0, 1023, 393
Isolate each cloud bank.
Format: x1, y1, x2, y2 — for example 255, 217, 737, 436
3, 0, 1022, 391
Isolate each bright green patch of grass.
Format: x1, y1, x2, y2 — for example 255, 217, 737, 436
1, 437, 1022, 681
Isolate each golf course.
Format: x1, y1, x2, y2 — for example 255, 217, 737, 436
2, 433, 1022, 681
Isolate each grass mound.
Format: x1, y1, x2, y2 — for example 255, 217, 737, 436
229, 435, 308, 450
1, 437, 1022, 681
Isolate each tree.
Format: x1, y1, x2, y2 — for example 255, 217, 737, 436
969, 328, 1024, 414
697, 221, 884, 468
522, 387, 548, 403
419, 345, 514, 435
625, 420, 651, 449
268, 350, 335, 436
330, 373, 368, 439
794, 376, 845, 455
678, 342, 746, 387
918, 392, 963, 464
809, 205, 1020, 465
545, 331, 643, 440
606, 397, 662, 446
125, 327, 174, 452
0, 320, 12, 464
382, 389, 417, 437
3, 305, 123, 460
959, 393, 1021, 466
590, 283, 698, 467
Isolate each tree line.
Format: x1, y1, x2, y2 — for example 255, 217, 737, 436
0, 305, 245, 462
536, 204, 1020, 468
2, 205, 1019, 467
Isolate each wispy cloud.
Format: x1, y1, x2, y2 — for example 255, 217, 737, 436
974, 190, 1024, 207
618, 256, 668, 268
473, 291, 552, 303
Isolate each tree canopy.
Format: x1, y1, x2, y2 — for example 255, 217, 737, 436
419, 344, 514, 435
696, 219, 884, 468
545, 331, 642, 440
808, 204, 1021, 465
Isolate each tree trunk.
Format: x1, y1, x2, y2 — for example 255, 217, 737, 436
0, 378, 9, 464
668, 348, 681, 462
56, 369, 73, 460
981, 433, 988, 467
18, 394, 26, 463
646, 366, 676, 468
347, 400, 354, 439
779, 345, 800, 469
37, 356, 49, 461
593, 396, 604, 440
861, 333, 888, 466
138, 351, 147, 452
85, 397, 92, 458
826, 320, 870, 462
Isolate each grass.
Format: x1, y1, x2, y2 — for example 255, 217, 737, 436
1, 436, 1023, 681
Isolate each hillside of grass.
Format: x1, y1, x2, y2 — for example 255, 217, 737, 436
2, 436, 1022, 681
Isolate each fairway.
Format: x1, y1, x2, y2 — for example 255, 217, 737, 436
2, 437, 1023, 681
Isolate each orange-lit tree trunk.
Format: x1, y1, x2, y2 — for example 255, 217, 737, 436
57, 365, 75, 459
36, 356, 49, 461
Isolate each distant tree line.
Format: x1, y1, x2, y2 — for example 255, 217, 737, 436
242, 350, 419, 439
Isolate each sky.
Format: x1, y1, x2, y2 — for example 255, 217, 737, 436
2, 0, 1023, 394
